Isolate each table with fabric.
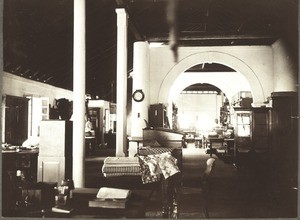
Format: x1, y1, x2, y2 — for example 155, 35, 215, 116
101, 147, 182, 218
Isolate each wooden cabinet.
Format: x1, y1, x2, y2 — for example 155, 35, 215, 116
2, 150, 39, 214
234, 108, 252, 153
149, 104, 169, 128
252, 108, 271, 153
233, 106, 273, 169
232, 91, 253, 108
234, 107, 271, 153
270, 92, 298, 188
2, 150, 39, 184
37, 120, 72, 183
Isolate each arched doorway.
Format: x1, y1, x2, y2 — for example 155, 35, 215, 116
158, 51, 265, 105
174, 82, 228, 132
167, 62, 252, 130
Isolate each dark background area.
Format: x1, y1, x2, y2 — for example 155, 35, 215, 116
3, 0, 298, 101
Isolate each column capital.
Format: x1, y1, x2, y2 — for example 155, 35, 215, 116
116, 8, 128, 27
115, 8, 127, 15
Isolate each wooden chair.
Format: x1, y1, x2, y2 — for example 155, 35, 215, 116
202, 158, 216, 218
179, 158, 216, 218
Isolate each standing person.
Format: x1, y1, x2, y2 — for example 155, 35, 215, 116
85, 117, 93, 136
107, 129, 113, 148
214, 118, 220, 128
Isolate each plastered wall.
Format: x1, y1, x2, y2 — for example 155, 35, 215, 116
147, 39, 297, 106
2, 71, 73, 105
130, 39, 297, 140
272, 39, 298, 92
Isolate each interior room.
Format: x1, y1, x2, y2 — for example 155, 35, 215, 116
1, 0, 298, 218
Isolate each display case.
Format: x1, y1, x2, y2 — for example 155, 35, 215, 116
252, 108, 271, 153
233, 106, 272, 168
234, 108, 252, 154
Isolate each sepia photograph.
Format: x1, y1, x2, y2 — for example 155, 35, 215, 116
1, 0, 298, 218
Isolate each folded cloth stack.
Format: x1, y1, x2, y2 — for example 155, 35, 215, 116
102, 156, 141, 177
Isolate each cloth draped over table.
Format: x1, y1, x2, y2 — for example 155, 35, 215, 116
101, 151, 181, 184
138, 152, 180, 184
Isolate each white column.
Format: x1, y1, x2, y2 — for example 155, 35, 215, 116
115, 9, 128, 157
129, 42, 150, 156
73, 0, 86, 187
0, 1, 3, 145
131, 42, 149, 136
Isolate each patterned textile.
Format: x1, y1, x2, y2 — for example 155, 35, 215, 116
138, 152, 180, 184
102, 156, 141, 177
157, 152, 180, 178
102, 164, 141, 173
103, 172, 141, 177
141, 146, 175, 155
138, 156, 161, 184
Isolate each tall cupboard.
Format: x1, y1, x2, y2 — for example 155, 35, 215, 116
233, 107, 271, 165
270, 92, 298, 189
37, 120, 73, 183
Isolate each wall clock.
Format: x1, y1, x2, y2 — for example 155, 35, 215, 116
132, 89, 145, 102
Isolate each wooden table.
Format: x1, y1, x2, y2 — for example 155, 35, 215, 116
85, 136, 96, 155
207, 137, 224, 157
224, 138, 235, 156
2, 149, 39, 183
13, 188, 153, 218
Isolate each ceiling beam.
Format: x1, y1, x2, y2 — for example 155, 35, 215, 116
116, 0, 145, 41
146, 34, 278, 42
128, 20, 145, 41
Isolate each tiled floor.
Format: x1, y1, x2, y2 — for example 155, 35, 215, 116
85, 146, 298, 219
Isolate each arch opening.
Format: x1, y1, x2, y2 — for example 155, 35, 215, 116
169, 62, 252, 132
158, 51, 266, 105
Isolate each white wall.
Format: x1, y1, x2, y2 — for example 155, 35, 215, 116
2, 71, 74, 143
3, 71, 73, 105
149, 45, 274, 105
147, 40, 297, 107
272, 39, 298, 91
131, 39, 297, 137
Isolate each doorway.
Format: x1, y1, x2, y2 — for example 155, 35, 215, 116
4, 95, 29, 145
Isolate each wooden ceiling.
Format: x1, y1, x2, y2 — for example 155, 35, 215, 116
3, 0, 298, 100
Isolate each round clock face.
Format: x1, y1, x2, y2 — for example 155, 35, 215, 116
132, 90, 145, 102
